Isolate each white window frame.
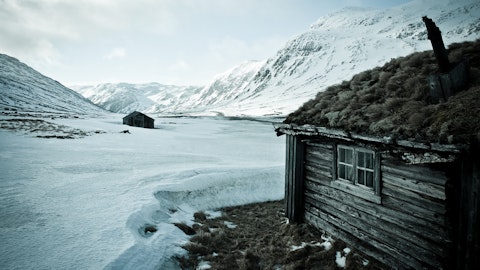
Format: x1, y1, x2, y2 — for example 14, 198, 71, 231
331, 144, 381, 204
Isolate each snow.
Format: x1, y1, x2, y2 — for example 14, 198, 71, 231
335, 247, 351, 268
223, 221, 237, 229
197, 261, 212, 270
290, 236, 334, 252
0, 115, 285, 269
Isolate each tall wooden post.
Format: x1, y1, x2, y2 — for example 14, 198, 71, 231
423, 16, 469, 103
285, 135, 305, 223
423, 16, 450, 73
456, 143, 480, 270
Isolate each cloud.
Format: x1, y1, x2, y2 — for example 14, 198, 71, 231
103, 48, 126, 60
208, 36, 285, 64
169, 59, 190, 71
0, 0, 178, 65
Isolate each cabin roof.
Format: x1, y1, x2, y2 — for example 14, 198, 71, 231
282, 40, 480, 146
123, 111, 154, 121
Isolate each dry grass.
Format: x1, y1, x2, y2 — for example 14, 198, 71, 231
284, 39, 480, 144
0, 118, 107, 138
176, 200, 386, 270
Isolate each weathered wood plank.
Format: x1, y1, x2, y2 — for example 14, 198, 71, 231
304, 199, 445, 268
304, 209, 404, 269
285, 135, 291, 218
304, 192, 447, 257
381, 192, 446, 227
304, 140, 334, 149
285, 135, 305, 223
304, 150, 332, 167
456, 154, 480, 270
305, 147, 333, 163
305, 151, 332, 167
305, 144, 334, 155
304, 207, 428, 269
381, 158, 449, 186
382, 171, 446, 200
305, 167, 331, 186
304, 180, 449, 242
382, 182, 445, 214
304, 161, 332, 178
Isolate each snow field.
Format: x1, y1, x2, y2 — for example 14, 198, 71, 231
0, 115, 285, 269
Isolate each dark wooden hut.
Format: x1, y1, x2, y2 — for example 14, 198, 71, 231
274, 39, 480, 269
122, 111, 154, 128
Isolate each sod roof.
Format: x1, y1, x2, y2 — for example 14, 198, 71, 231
284, 39, 480, 145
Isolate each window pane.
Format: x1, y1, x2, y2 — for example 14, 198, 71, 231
358, 152, 364, 167
346, 166, 353, 181
358, 170, 364, 185
345, 149, 353, 164
339, 164, 345, 179
366, 171, 374, 187
365, 152, 373, 169
339, 148, 345, 162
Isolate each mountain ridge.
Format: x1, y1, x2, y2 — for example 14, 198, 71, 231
73, 0, 480, 117
2, 0, 479, 118
0, 53, 106, 116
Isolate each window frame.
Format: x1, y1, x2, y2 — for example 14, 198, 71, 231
331, 144, 381, 204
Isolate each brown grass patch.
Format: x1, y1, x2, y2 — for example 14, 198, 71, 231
284, 39, 480, 144
176, 200, 386, 270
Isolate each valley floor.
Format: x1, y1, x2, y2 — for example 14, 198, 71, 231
0, 114, 285, 269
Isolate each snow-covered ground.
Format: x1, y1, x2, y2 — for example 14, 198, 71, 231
0, 115, 285, 269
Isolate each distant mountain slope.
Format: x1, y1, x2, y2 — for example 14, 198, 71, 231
74, 0, 480, 117
223, 0, 480, 116
72, 83, 202, 114
179, 61, 265, 112
0, 54, 106, 116
72, 60, 263, 115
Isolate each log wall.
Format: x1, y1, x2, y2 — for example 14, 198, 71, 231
301, 140, 453, 269
285, 134, 305, 223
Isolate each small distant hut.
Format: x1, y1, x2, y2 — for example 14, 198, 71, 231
274, 28, 479, 269
122, 111, 154, 128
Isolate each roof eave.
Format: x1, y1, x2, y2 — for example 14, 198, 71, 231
274, 123, 464, 154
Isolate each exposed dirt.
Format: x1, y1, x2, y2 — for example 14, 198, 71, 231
176, 200, 387, 270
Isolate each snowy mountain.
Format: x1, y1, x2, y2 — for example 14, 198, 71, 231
74, 0, 480, 117
222, 0, 480, 116
178, 60, 265, 115
72, 83, 202, 114
72, 60, 264, 116
0, 54, 106, 116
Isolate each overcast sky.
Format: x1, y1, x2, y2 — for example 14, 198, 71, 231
1, 0, 410, 86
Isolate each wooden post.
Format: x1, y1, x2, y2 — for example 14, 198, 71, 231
428, 59, 469, 103
456, 143, 480, 270
423, 16, 469, 103
423, 16, 450, 73
285, 134, 305, 223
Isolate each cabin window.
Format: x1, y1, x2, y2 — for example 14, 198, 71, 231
338, 146, 354, 182
357, 151, 374, 188
333, 145, 381, 203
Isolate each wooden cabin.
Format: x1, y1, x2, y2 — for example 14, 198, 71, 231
122, 111, 154, 128
274, 39, 480, 269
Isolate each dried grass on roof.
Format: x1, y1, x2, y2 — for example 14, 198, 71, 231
284, 40, 480, 144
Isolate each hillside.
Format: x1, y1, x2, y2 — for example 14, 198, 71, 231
0, 54, 106, 116
72, 60, 264, 115
224, 0, 480, 116
73, 0, 480, 117
72, 83, 202, 114
284, 39, 480, 144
